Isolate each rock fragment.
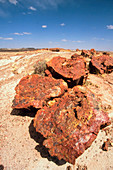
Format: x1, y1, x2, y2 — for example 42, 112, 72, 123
81, 50, 91, 57
46, 56, 88, 87
34, 86, 111, 164
89, 55, 113, 74
102, 139, 113, 151
12, 74, 68, 109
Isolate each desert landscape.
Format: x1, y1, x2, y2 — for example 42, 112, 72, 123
0, 48, 113, 170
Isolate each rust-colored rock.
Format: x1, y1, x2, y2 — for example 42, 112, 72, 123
103, 52, 110, 55
81, 50, 91, 57
102, 140, 109, 151
90, 49, 96, 55
34, 86, 110, 164
71, 53, 82, 59
102, 139, 112, 151
76, 48, 80, 52
48, 48, 71, 52
12, 74, 68, 109
49, 48, 61, 52
46, 56, 88, 87
89, 55, 113, 74
45, 69, 52, 77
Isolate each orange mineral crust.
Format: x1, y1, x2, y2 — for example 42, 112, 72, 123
34, 86, 110, 164
46, 56, 88, 86
12, 74, 68, 109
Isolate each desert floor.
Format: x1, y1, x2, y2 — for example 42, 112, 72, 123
0, 50, 113, 170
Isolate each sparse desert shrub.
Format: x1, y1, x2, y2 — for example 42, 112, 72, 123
33, 59, 47, 76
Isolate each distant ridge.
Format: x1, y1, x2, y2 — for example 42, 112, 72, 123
0, 48, 37, 52
0, 47, 71, 52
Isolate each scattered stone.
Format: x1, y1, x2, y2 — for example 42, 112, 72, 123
46, 56, 88, 87
76, 164, 88, 170
90, 49, 96, 55
71, 53, 82, 59
66, 165, 72, 170
102, 139, 111, 151
49, 48, 71, 52
81, 50, 91, 57
103, 52, 110, 55
89, 55, 113, 74
34, 86, 110, 164
45, 69, 52, 77
76, 48, 80, 52
49, 48, 61, 52
12, 74, 68, 109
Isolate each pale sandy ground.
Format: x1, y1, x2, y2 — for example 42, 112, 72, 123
0, 50, 113, 170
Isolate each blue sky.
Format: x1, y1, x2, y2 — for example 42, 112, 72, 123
0, 0, 113, 51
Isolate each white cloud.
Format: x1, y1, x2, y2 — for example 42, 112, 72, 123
13, 32, 31, 35
93, 37, 105, 41
49, 41, 53, 44
13, 32, 23, 35
60, 23, 65, 26
107, 25, 113, 30
72, 40, 84, 43
29, 6, 37, 11
9, 0, 17, 5
0, 37, 13, 40
22, 12, 32, 15
23, 32, 31, 35
61, 39, 67, 42
42, 25, 47, 28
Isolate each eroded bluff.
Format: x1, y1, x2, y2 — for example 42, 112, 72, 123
34, 86, 110, 164
12, 74, 68, 109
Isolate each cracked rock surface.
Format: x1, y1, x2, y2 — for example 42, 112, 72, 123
34, 86, 110, 164
46, 56, 88, 87
12, 74, 68, 109
90, 55, 113, 74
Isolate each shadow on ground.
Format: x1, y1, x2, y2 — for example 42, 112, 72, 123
29, 120, 66, 166
0, 165, 4, 170
10, 107, 38, 117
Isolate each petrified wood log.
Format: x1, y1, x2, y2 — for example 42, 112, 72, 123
12, 74, 68, 109
46, 56, 88, 87
89, 55, 113, 74
34, 86, 110, 164
81, 50, 91, 57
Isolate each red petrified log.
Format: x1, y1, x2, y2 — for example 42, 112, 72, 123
46, 56, 88, 86
90, 55, 113, 74
34, 86, 110, 164
71, 53, 82, 59
76, 48, 80, 52
81, 50, 91, 57
45, 69, 52, 77
90, 49, 96, 55
12, 74, 68, 109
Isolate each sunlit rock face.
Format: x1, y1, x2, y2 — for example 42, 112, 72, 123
34, 86, 110, 164
12, 53, 111, 165
89, 55, 113, 74
46, 56, 88, 87
12, 74, 68, 109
